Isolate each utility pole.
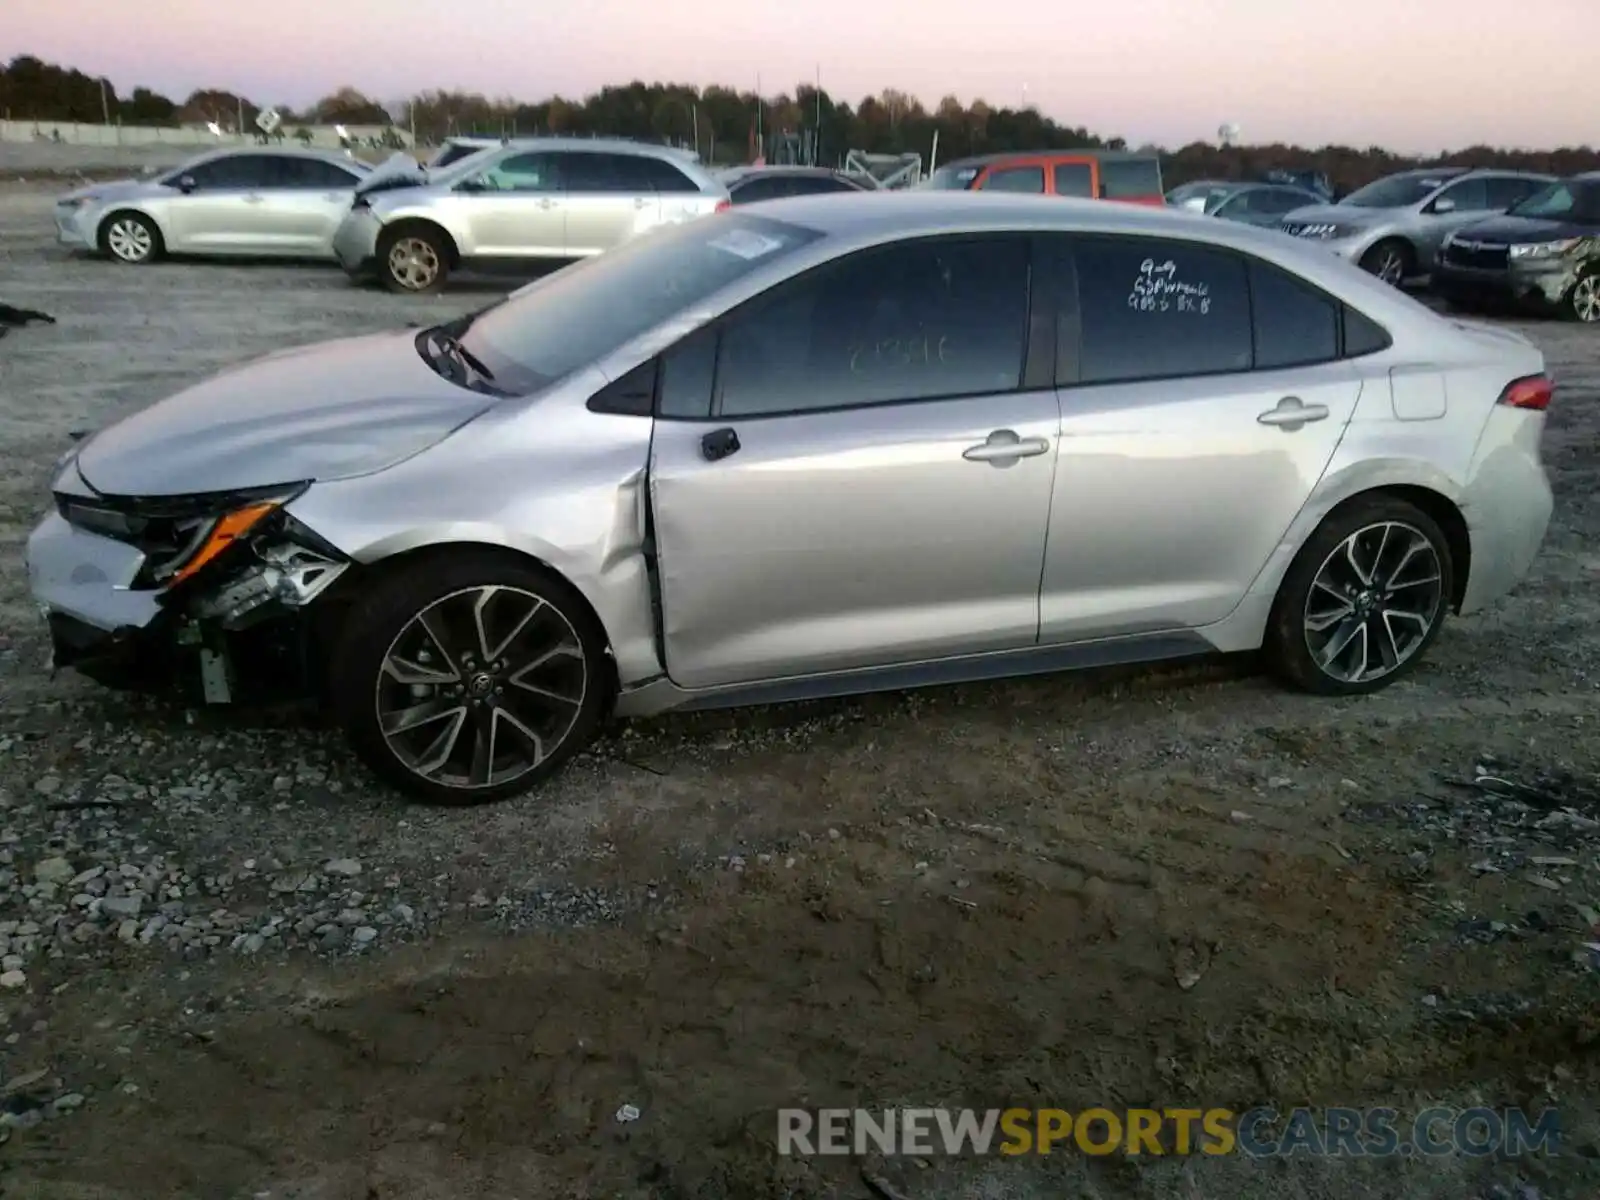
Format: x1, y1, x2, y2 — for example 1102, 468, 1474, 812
814, 64, 822, 165
237, 95, 245, 139
755, 72, 763, 162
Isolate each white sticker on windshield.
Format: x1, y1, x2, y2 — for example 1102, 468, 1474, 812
1420, 179, 1443, 189
708, 230, 787, 260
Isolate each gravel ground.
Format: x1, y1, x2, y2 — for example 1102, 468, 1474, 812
1, 182, 1599, 1200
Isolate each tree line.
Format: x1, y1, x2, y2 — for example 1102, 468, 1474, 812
4, 53, 1598, 192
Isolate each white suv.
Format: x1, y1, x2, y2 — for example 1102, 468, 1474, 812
334, 138, 731, 293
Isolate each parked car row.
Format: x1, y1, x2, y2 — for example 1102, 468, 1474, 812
51, 142, 1600, 323
1271, 166, 1600, 322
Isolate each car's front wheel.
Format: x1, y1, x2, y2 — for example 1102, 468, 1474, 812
1359, 239, 1413, 287
329, 551, 610, 804
99, 210, 163, 264
1264, 497, 1454, 696
378, 225, 450, 294
1565, 267, 1600, 323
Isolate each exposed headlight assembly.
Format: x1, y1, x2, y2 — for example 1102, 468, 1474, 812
1509, 238, 1580, 260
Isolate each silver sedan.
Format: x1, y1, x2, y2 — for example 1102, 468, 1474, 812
28, 193, 1555, 804
54, 147, 373, 264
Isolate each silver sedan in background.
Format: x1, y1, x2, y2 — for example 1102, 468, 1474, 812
28, 194, 1555, 805
54, 147, 373, 264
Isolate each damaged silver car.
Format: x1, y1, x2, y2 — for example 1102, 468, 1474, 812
28, 194, 1555, 803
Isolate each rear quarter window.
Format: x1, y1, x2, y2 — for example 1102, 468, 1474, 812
1099, 158, 1164, 199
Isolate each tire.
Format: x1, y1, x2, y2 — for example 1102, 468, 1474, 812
1358, 239, 1413, 287
1564, 267, 1600, 324
98, 210, 163, 265
1264, 497, 1455, 697
378, 224, 450, 294
328, 551, 610, 805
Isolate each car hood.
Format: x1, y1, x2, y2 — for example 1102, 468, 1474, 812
75, 331, 496, 497
354, 151, 430, 196
57, 177, 156, 204
1283, 202, 1386, 227
1453, 214, 1599, 243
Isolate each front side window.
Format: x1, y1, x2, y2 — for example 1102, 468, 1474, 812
981, 166, 1045, 194
181, 155, 273, 189
456, 212, 823, 393
1072, 237, 1252, 384
1434, 177, 1489, 212
478, 152, 559, 192
714, 236, 1031, 417
272, 156, 362, 188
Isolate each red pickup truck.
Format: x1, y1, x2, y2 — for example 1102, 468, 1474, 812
925, 150, 1166, 205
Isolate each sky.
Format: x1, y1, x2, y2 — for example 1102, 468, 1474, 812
9, 0, 1594, 153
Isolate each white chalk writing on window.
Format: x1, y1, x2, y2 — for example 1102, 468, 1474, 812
1127, 257, 1212, 314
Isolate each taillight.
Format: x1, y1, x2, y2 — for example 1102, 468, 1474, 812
1498, 374, 1553, 411
713, 199, 731, 213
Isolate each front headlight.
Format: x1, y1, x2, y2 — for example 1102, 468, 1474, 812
1509, 238, 1580, 260
1290, 223, 1348, 239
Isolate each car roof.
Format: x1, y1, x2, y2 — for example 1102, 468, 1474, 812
187, 145, 368, 169
937, 148, 1158, 171
480, 136, 693, 160
722, 166, 852, 182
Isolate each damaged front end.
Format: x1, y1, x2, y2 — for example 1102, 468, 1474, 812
41, 480, 357, 705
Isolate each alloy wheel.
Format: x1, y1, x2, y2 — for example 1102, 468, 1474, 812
374, 585, 587, 790
387, 237, 440, 291
1370, 248, 1405, 285
1572, 275, 1600, 323
1302, 521, 1444, 685
106, 218, 153, 263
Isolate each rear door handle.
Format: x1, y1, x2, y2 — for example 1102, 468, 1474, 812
536, 198, 556, 209
242, 193, 265, 204
634, 197, 651, 209
963, 429, 1051, 465
1257, 396, 1329, 430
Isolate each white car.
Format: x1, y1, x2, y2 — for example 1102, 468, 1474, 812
54, 147, 373, 264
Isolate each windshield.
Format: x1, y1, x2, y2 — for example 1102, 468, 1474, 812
429, 141, 494, 170
1340, 171, 1453, 209
456, 213, 824, 392
926, 164, 980, 190
1510, 179, 1600, 223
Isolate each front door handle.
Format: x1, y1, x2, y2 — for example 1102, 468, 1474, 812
700, 427, 740, 462
242, 193, 265, 204
536, 198, 556, 209
962, 428, 1051, 465
634, 197, 650, 209
1257, 396, 1329, 430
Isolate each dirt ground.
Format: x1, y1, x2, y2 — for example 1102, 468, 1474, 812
1, 182, 1598, 1200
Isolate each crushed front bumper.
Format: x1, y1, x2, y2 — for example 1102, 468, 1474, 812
1432, 260, 1575, 313
26, 502, 352, 703
333, 209, 383, 280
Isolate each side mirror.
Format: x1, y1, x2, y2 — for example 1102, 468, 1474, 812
176, 175, 197, 193
455, 175, 488, 193
1430, 196, 1456, 214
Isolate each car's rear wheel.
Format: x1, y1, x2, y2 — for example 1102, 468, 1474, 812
99, 211, 162, 264
1359, 239, 1412, 286
329, 552, 609, 804
1565, 268, 1600, 323
1264, 497, 1454, 696
378, 226, 450, 294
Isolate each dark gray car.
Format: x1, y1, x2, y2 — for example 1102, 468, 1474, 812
1279, 167, 1554, 286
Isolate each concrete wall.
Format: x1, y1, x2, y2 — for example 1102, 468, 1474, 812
0, 120, 413, 150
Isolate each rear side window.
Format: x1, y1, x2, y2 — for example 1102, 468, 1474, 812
714, 236, 1031, 416
1053, 162, 1095, 197
1342, 306, 1391, 357
788, 175, 859, 195
634, 156, 701, 193
1249, 261, 1339, 368
1072, 237, 1252, 383
730, 176, 790, 204
1098, 158, 1163, 199
982, 166, 1045, 194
